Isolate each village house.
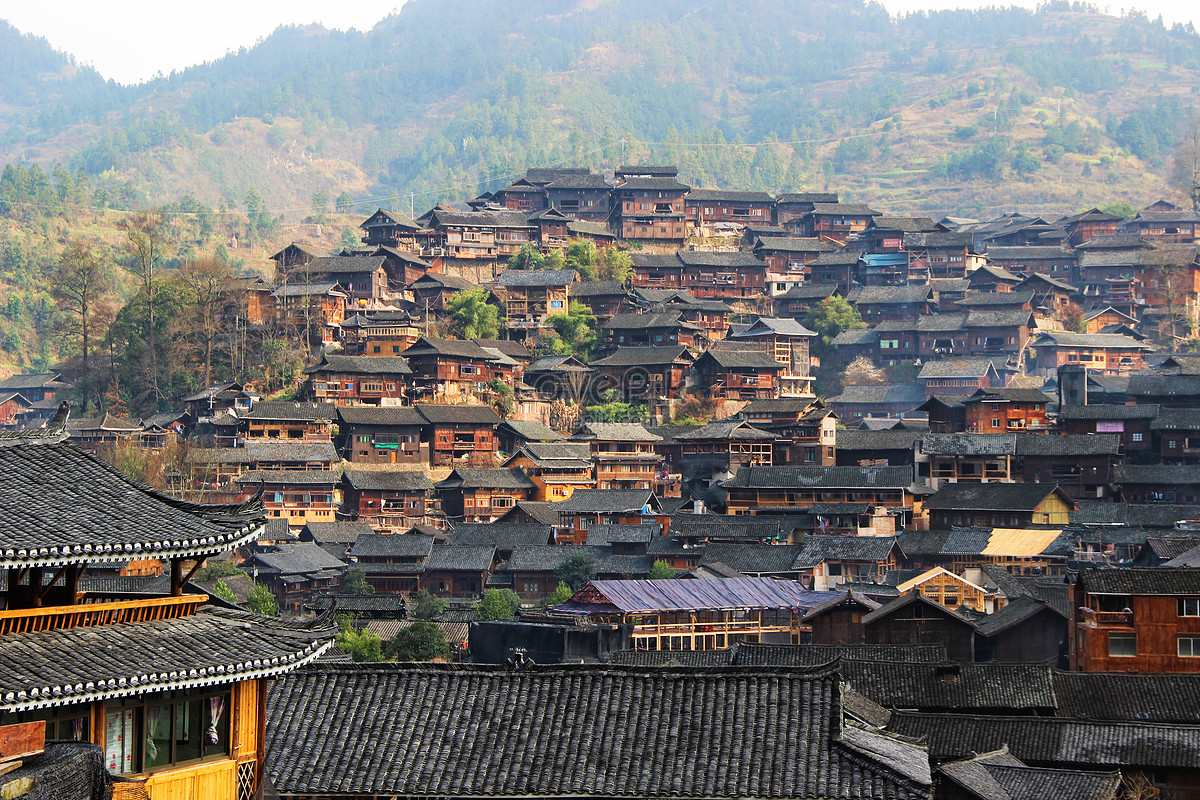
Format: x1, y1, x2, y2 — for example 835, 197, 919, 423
1015, 433, 1119, 500
402, 337, 500, 398
0, 421, 333, 800
414, 403, 500, 467
962, 387, 1051, 432
345, 532, 434, 594
419, 546, 500, 599
917, 358, 1001, 398
435, 467, 536, 523
827, 383, 927, 421
234, 469, 339, 532
240, 544, 346, 613
268, 282, 349, 346
589, 346, 694, 402
684, 188, 774, 231
1125, 199, 1200, 243
906, 231, 986, 279
339, 469, 435, 531
723, 464, 918, 526
502, 442, 596, 501
302, 355, 412, 405
1028, 331, 1152, 377
360, 208, 425, 249
608, 165, 689, 244
1062, 207, 1123, 246
805, 252, 862, 290
420, 207, 536, 261
336, 405, 425, 464
243, 401, 335, 441
690, 348, 785, 402
288, 255, 389, 305
752, 236, 835, 295
923, 482, 1075, 529
496, 268, 575, 331
860, 216, 942, 254
1068, 567, 1200, 673
984, 245, 1077, 281
773, 191, 839, 227
570, 422, 663, 492
570, 280, 629, 319
409, 272, 485, 314
1058, 403, 1158, 457
800, 202, 882, 245
917, 432, 1016, 489
629, 252, 686, 289
773, 283, 839, 317
852, 284, 936, 323
729, 317, 816, 398
602, 311, 702, 349
675, 251, 770, 300
341, 309, 421, 356
529, 167, 613, 221
371, 245, 433, 287
1114, 464, 1200, 505
862, 592, 979, 662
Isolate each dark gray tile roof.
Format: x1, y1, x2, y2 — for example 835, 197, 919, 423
235, 469, 340, 486
1072, 566, 1200, 595
700, 543, 807, 574
888, 711, 1200, 769
835, 661, 1055, 712
0, 606, 333, 712
837, 430, 924, 452
590, 346, 691, 368
301, 521, 373, 544
243, 440, 340, 464
497, 419, 561, 442
423, 545, 496, 571
249, 543, 347, 575
923, 483, 1062, 511
267, 662, 932, 798
574, 422, 661, 441
725, 465, 916, 490
735, 642, 948, 666
916, 358, 998, 380
336, 406, 426, 426
853, 285, 933, 306
829, 384, 926, 406
607, 649, 734, 666
1114, 464, 1200, 484
0, 437, 265, 569
246, 402, 337, 421
504, 544, 607, 572
496, 268, 576, 287
584, 524, 658, 546
342, 469, 433, 492
403, 338, 497, 361
556, 489, 657, 514
304, 355, 412, 375
937, 751, 1120, 800
974, 597, 1066, 637
668, 514, 801, 541
447, 524, 554, 548
792, 536, 899, 568
436, 467, 534, 490
415, 404, 501, 426
921, 433, 1016, 456
1014, 433, 1120, 457
349, 533, 435, 559
1052, 672, 1200, 723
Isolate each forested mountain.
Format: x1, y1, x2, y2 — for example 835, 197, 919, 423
3, 0, 1200, 217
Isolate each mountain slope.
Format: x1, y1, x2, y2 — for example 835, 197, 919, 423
2, 1, 1200, 217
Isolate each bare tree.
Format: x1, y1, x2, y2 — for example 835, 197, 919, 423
1173, 113, 1200, 213
175, 256, 236, 388
119, 212, 173, 406
51, 239, 115, 413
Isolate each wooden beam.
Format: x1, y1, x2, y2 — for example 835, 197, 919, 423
170, 558, 183, 597
180, 558, 207, 588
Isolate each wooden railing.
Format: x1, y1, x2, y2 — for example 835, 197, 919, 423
0, 595, 205, 635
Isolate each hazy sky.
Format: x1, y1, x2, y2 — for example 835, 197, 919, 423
2, 0, 1199, 86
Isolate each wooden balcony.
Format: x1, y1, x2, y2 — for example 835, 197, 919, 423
0, 595, 205, 635
1079, 609, 1134, 626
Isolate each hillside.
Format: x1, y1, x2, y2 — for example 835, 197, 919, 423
2, 1, 1200, 218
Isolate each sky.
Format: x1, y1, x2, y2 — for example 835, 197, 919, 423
1, 0, 1199, 87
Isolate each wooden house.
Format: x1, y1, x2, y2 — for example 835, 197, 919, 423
773, 191, 838, 228
1015, 433, 1118, 501
346, 533, 435, 594
723, 465, 917, 524
608, 167, 689, 244
963, 388, 1051, 432
530, 167, 612, 222
244, 401, 335, 441
0, 421, 334, 800
421, 207, 536, 261
371, 245, 432, 288
571, 422, 663, 492
729, 317, 816, 398
491, 178, 546, 212
340, 469, 435, 531
64, 413, 145, 452
589, 346, 694, 402
894, 567, 999, 613
1017, 272, 1079, 320
917, 432, 1017, 489
962, 308, 1034, 358
859, 216, 941, 254
1067, 567, 1200, 672
753, 237, 834, 295
523, 354, 593, 400
917, 358, 1001, 398
302, 355, 412, 405
402, 337, 499, 398
360, 208, 424, 249
418, 546, 498, 599
801, 590, 881, 644
501, 442, 595, 502
269, 241, 328, 271
805, 252, 861, 291
773, 283, 839, 317
570, 280, 628, 319
435, 467, 535, 523
269, 282, 348, 346
1062, 208, 1122, 246
827, 383, 926, 421
1058, 403, 1158, 457
495, 419, 561, 455
414, 403, 500, 467
690, 349, 785, 402
180, 382, 257, 420
629, 252, 685, 290
1113, 464, 1200, 505
341, 310, 421, 356
552, 577, 832, 651
409, 272, 484, 314
905, 231, 985, 279
1126, 200, 1200, 243
684, 189, 774, 230
676, 251, 770, 300
290, 256, 389, 305
1028, 332, 1151, 378
800, 202, 882, 246
964, 264, 1022, 292
234, 470, 339, 532
915, 314, 968, 359
240, 544, 346, 612
792, 536, 903, 590
336, 406, 425, 464
602, 311, 702, 349
984, 245, 1077, 281
923, 483, 1075, 529
863, 591, 979, 662
974, 597, 1068, 664
496, 268, 574, 331
851, 285, 935, 323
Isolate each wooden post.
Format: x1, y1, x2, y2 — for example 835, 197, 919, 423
170, 558, 183, 597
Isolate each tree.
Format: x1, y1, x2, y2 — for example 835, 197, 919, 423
446, 288, 501, 339
477, 588, 522, 621
842, 356, 888, 385
650, 559, 676, 579
339, 228, 360, 250
52, 239, 115, 413
412, 588, 449, 620
545, 301, 600, 360
804, 295, 865, 349
344, 567, 375, 595
507, 243, 545, 271
195, 560, 242, 581
211, 579, 238, 604
337, 617, 384, 662
386, 621, 449, 661
174, 255, 235, 388
1174, 114, 1200, 211
245, 583, 279, 616
311, 188, 329, 224
335, 191, 355, 214
563, 239, 597, 280
595, 247, 633, 283
544, 581, 573, 607
488, 378, 515, 418
118, 212, 172, 407
555, 552, 596, 592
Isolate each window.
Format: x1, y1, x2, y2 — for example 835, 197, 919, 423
1179, 598, 1200, 616
1179, 636, 1200, 657
1132, 433, 1143, 442
1108, 632, 1137, 657
991, 419, 1000, 428
105, 689, 230, 775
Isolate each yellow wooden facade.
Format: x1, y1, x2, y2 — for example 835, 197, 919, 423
895, 567, 999, 613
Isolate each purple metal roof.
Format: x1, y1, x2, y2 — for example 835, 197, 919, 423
555, 577, 840, 614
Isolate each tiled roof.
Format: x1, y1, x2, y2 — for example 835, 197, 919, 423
853, 285, 932, 306
304, 355, 412, 375
1, 606, 333, 713
687, 188, 774, 202
963, 308, 1034, 328
1014, 433, 1119, 457
937, 750, 1120, 800
342, 469, 433, 492
349, 533, 435, 559
836, 661, 1056, 712
673, 420, 777, 441
1072, 566, 1200, 595
235, 469, 340, 486
555, 489, 657, 514
584, 524, 659, 546
974, 597, 1066, 636
267, 663, 932, 798
423, 545, 496, 571
574, 422, 661, 441
1052, 672, 1200, 723
1031, 332, 1150, 350
403, 337, 497, 361
735, 642, 947, 666
447, 524, 554, 548
0, 436, 265, 569
504, 544, 608, 572
1114, 464, 1200, 484
497, 419, 561, 442
917, 358, 997, 379
725, 465, 915, 490
1057, 403, 1160, 420
435, 467, 534, 490
923, 483, 1063, 511
415, 403, 501, 425
607, 649, 734, 666
696, 349, 786, 370
497, 268, 576, 287
828, 384, 926, 406
836, 430, 924, 452
590, 346, 692, 368
888, 711, 1200, 769
676, 251, 765, 268
336, 406, 426, 426
792, 536, 899, 568
249, 543, 347, 575
301, 521, 373, 544
921, 433, 1016, 456
699, 543, 806, 574
243, 440, 340, 464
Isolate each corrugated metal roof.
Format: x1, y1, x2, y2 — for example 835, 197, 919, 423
560, 577, 839, 613
981, 528, 1063, 557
